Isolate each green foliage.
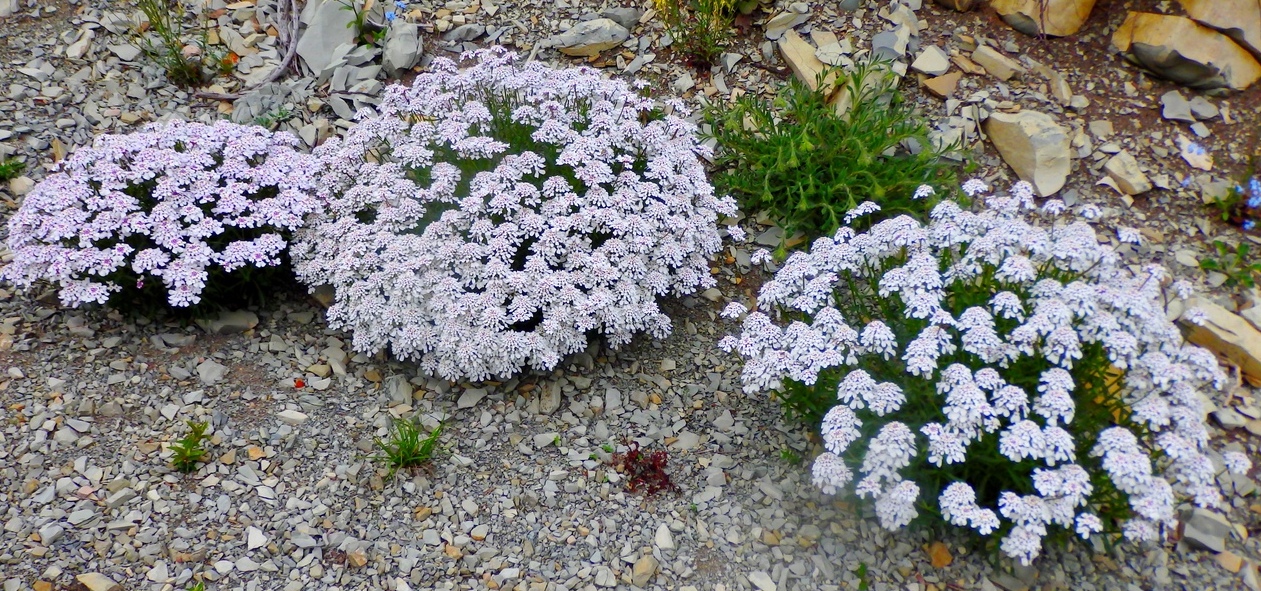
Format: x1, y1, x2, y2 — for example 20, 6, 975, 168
779, 448, 801, 465
134, 0, 225, 87
254, 107, 295, 130
855, 562, 870, 591
1200, 240, 1261, 288
0, 158, 24, 182
339, 0, 386, 45
170, 420, 210, 473
654, 0, 735, 68
704, 60, 959, 242
369, 417, 443, 479
187, 582, 206, 591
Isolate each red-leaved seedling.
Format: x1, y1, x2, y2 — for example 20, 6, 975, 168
611, 440, 679, 496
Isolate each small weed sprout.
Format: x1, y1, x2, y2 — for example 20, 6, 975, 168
610, 440, 679, 495
779, 448, 801, 465
134, 0, 223, 87
370, 417, 443, 479
254, 107, 294, 130
1200, 240, 1261, 288
0, 158, 24, 182
170, 420, 210, 473
339, 0, 404, 45
855, 563, 871, 591
187, 582, 206, 591
654, 0, 735, 69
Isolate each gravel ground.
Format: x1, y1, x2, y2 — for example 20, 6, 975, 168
2, 0, 1261, 590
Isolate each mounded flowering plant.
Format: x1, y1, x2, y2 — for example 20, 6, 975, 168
720, 180, 1251, 564
1, 120, 321, 309
292, 48, 739, 382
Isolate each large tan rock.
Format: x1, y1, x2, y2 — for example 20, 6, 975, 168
1178, 0, 1261, 59
984, 111, 1071, 197
1112, 12, 1261, 91
991, 0, 1096, 37
1180, 298, 1261, 386
777, 30, 833, 91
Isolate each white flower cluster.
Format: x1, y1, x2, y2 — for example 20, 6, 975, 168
722, 181, 1250, 564
1, 120, 321, 307
293, 48, 738, 382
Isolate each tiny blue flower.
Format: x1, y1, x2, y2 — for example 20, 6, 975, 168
385, 10, 396, 20
1186, 142, 1206, 156
395, 0, 406, 8
1249, 193, 1261, 208
1250, 176, 1261, 196
1244, 219, 1256, 231
1180, 176, 1192, 188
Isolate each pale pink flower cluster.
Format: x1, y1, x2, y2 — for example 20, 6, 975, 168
293, 48, 738, 382
1, 120, 321, 307
723, 181, 1249, 564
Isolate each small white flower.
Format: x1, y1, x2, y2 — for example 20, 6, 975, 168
999, 420, 1046, 462
1074, 513, 1103, 539
874, 480, 920, 529
961, 179, 989, 197
811, 452, 853, 495
1223, 451, 1252, 475
720, 302, 748, 319
844, 201, 882, 224
1182, 307, 1208, 326
821, 405, 863, 455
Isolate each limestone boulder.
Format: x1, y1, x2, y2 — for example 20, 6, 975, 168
991, 0, 1097, 37
1112, 12, 1261, 91
548, 18, 629, 57
984, 111, 1071, 197
1180, 298, 1261, 386
1178, 0, 1261, 59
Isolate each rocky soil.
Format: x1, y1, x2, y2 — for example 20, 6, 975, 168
3, 0, 1261, 590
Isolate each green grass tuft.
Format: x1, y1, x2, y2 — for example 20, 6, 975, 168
0, 158, 24, 183
170, 420, 210, 473
704, 59, 961, 242
370, 417, 443, 480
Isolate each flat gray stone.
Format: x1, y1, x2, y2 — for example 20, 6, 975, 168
1182, 508, 1232, 552
1161, 90, 1196, 123
911, 45, 951, 76
549, 18, 629, 57
443, 23, 484, 42
296, 0, 357, 74
384, 374, 412, 406
277, 409, 309, 426
457, 387, 487, 409
197, 359, 228, 385
599, 7, 642, 30
383, 20, 422, 75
